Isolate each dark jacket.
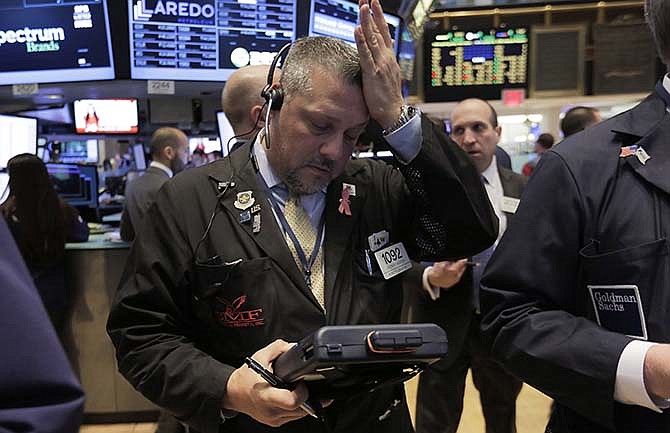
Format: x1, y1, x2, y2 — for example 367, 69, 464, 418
405, 164, 527, 370
480, 89, 670, 432
108, 115, 498, 433
120, 165, 170, 241
0, 217, 84, 433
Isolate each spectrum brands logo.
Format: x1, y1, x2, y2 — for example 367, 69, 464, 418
0, 26, 64, 53
133, 0, 215, 22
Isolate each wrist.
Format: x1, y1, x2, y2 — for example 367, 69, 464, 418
644, 344, 670, 400
382, 104, 417, 136
222, 369, 244, 412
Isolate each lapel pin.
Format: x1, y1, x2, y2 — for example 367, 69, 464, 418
234, 191, 255, 210
635, 147, 651, 165
250, 204, 261, 214
239, 210, 251, 224
252, 213, 261, 233
619, 145, 638, 158
338, 184, 352, 216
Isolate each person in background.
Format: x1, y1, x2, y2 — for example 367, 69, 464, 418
480, 0, 670, 431
221, 64, 274, 153
208, 150, 223, 163
107, 4, 497, 430
409, 98, 527, 433
185, 147, 206, 169
560, 106, 602, 138
120, 127, 188, 242
0, 154, 89, 334
0, 216, 85, 433
522, 133, 555, 176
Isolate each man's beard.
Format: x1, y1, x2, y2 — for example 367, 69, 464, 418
284, 157, 335, 195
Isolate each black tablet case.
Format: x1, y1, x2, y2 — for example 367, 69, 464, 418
273, 323, 447, 399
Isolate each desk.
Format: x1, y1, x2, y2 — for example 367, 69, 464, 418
64, 235, 156, 420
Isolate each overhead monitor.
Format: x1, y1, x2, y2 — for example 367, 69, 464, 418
46, 163, 98, 208
0, 0, 115, 85
309, 0, 401, 56
0, 114, 38, 170
216, 111, 236, 156
424, 27, 529, 102
73, 98, 139, 134
132, 143, 147, 170
128, 0, 297, 81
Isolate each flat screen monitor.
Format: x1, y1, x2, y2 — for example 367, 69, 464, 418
216, 111, 236, 156
309, 0, 401, 56
128, 0, 297, 81
424, 27, 529, 102
189, 136, 222, 154
0, 114, 38, 170
59, 139, 99, 163
74, 98, 139, 134
132, 143, 147, 170
46, 163, 98, 208
0, 0, 115, 85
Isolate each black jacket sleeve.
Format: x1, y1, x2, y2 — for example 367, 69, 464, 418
400, 115, 498, 261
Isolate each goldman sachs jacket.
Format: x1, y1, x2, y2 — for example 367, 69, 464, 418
480, 88, 670, 432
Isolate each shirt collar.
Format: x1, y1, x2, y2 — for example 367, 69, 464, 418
150, 161, 173, 178
481, 155, 498, 185
663, 74, 670, 96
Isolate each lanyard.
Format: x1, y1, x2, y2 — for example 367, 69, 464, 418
257, 175, 325, 290
655, 79, 670, 108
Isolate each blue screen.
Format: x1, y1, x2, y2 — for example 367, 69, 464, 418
128, 0, 297, 81
0, 0, 115, 85
46, 163, 98, 208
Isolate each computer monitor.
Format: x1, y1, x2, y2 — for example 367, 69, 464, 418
128, 0, 297, 81
309, 0, 401, 56
132, 143, 147, 170
424, 27, 529, 102
0, 0, 115, 85
0, 114, 37, 170
189, 137, 223, 155
73, 99, 139, 134
46, 163, 98, 208
216, 111, 236, 156
58, 139, 99, 164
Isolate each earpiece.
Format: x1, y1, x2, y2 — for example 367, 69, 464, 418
260, 42, 292, 112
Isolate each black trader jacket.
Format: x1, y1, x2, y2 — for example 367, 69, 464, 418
405, 165, 527, 371
107, 115, 498, 433
480, 90, 670, 432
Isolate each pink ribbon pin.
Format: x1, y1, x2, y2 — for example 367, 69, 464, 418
338, 186, 352, 216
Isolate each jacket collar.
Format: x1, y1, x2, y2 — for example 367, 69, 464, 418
609, 85, 670, 195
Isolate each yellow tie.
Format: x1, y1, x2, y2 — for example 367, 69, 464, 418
284, 194, 325, 309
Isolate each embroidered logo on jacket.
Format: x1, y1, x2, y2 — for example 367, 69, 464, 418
214, 295, 265, 328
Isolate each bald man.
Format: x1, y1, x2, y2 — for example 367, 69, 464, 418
221, 65, 276, 153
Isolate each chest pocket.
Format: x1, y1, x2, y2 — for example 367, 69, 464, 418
579, 238, 669, 342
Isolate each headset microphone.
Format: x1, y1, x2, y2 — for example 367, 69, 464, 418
260, 42, 292, 149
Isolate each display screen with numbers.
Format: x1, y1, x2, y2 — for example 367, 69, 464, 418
424, 27, 529, 102
128, 0, 296, 81
73, 99, 139, 134
308, 0, 400, 56
0, 0, 115, 85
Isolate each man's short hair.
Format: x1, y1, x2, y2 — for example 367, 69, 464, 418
280, 37, 362, 103
536, 133, 555, 150
646, 0, 670, 66
560, 106, 600, 137
221, 65, 269, 134
149, 127, 186, 157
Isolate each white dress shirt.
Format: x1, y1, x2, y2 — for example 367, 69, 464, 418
149, 161, 173, 178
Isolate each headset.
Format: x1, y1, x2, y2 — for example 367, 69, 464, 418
260, 42, 292, 149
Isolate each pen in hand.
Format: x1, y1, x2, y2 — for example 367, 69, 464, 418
244, 357, 320, 420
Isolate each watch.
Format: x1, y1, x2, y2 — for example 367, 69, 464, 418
382, 104, 417, 136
